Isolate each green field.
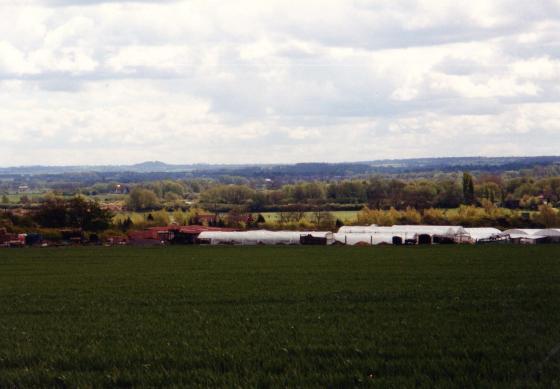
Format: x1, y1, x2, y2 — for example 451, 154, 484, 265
259, 210, 359, 223
113, 210, 361, 225
0, 246, 559, 387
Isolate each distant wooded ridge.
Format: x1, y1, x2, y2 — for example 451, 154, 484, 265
1, 156, 560, 177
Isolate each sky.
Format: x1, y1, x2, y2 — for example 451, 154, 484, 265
1, 0, 560, 166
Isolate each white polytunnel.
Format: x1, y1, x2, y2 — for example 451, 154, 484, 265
532, 229, 560, 237
502, 229, 543, 239
337, 226, 379, 234
333, 233, 394, 246
463, 228, 503, 242
196, 225, 559, 246
340, 225, 467, 237
338, 224, 475, 244
383, 225, 467, 236
197, 230, 333, 245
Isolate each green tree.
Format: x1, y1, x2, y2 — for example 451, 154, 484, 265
121, 217, 133, 231
67, 197, 113, 231
126, 188, 160, 211
435, 180, 463, 208
403, 181, 437, 209
476, 182, 502, 205
312, 211, 336, 230
256, 214, 266, 224
200, 185, 254, 205
365, 178, 387, 208
35, 197, 112, 231
533, 204, 560, 227
335, 218, 344, 229
462, 172, 475, 205
398, 207, 422, 224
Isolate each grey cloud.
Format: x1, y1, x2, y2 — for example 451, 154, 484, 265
1, 0, 560, 164
433, 57, 495, 76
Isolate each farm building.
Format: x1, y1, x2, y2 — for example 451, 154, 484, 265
340, 225, 470, 244
502, 229, 542, 238
384, 225, 468, 244
500, 228, 560, 244
463, 228, 503, 243
197, 230, 333, 245
501, 229, 544, 244
534, 229, 560, 237
333, 233, 394, 246
170, 226, 237, 244
0, 228, 25, 247
534, 229, 560, 243
337, 226, 379, 234
128, 226, 235, 245
106, 236, 128, 246
501, 229, 547, 244
334, 225, 532, 244
128, 227, 171, 245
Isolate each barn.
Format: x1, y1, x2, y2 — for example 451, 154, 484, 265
128, 226, 235, 245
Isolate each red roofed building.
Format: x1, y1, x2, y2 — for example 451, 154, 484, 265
128, 225, 236, 245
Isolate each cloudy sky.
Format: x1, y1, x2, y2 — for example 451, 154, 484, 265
1, 0, 560, 166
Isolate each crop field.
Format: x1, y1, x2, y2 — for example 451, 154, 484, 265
0, 246, 559, 387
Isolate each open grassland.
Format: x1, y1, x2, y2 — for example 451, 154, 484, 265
0, 246, 559, 387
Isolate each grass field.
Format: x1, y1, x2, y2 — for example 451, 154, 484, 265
113, 210, 361, 225
0, 246, 559, 387
259, 210, 360, 223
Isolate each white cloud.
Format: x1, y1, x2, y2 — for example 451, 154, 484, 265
0, 0, 559, 165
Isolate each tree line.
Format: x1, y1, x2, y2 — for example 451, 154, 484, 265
187, 173, 560, 212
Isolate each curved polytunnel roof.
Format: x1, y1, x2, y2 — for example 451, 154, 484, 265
533, 229, 560, 237
338, 225, 468, 238
197, 230, 333, 245
337, 226, 379, 234
333, 233, 394, 246
464, 228, 502, 240
502, 229, 542, 236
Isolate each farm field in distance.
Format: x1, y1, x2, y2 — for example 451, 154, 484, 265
0, 246, 559, 387
112, 210, 363, 225
111, 208, 540, 226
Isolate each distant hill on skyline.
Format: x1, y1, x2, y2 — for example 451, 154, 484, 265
1, 156, 560, 177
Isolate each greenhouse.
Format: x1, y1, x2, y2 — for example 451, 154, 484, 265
463, 228, 503, 242
333, 233, 394, 246
197, 230, 333, 245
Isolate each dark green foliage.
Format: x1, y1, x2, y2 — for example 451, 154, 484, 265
34, 197, 112, 231
19, 194, 30, 204
116, 216, 134, 232
196, 172, 560, 212
0, 246, 559, 387
126, 187, 160, 211
462, 172, 475, 205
